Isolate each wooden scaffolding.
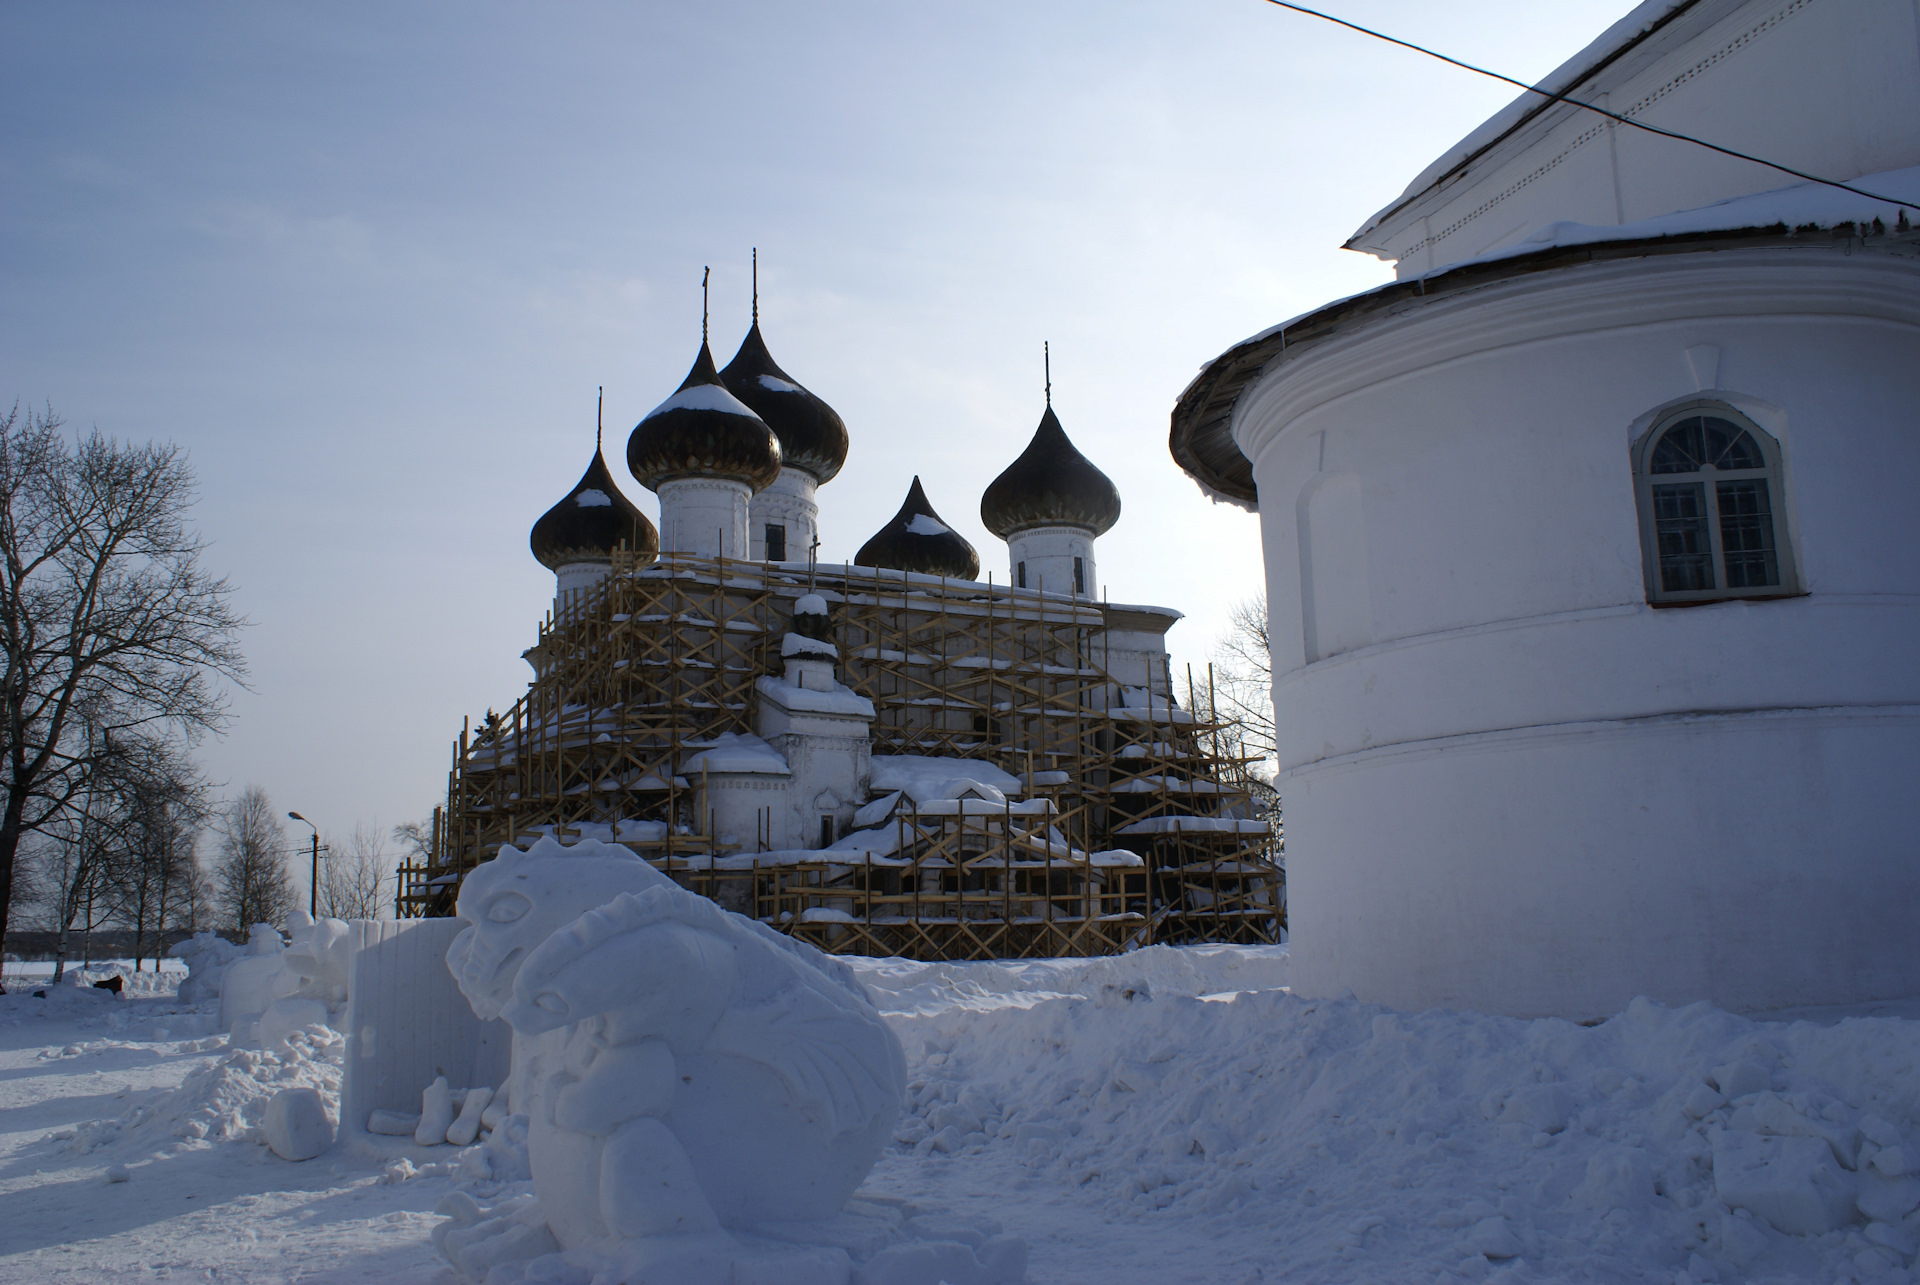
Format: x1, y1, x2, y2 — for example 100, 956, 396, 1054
404, 551, 1283, 959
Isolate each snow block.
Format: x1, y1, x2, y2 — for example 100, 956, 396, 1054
446, 1085, 492, 1147
263, 1087, 334, 1161
1712, 1130, 1857, 1235
416, 1076, 454, 1146
367, 1109, 419, 1136
340, 917, 511, 1137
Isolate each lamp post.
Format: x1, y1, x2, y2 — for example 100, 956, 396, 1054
287, 811, 328, 918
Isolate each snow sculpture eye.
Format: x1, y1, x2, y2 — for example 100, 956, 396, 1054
488, 892, 533, 923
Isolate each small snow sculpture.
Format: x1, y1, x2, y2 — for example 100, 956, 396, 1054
170, 930, 242, 1004
263, 1086, 335, 1161
440, 836, 933, 1279
446, 1085, 492, 1147
218, 924, 292, 1039
417, 1075, 454, 1146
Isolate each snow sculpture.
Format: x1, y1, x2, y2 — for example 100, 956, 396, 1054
217, 924, 293, 1039
220, 912, 359, 1048
435, 837, 1018, 1284
170, 930, 242, 1004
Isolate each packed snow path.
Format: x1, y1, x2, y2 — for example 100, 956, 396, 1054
2, 951, 1918, 1283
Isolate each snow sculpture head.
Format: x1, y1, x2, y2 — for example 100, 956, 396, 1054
447, 836, 673, 1020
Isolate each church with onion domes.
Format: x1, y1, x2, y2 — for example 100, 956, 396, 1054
418, 272, 1281, 960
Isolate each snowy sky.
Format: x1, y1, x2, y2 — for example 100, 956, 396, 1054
0, 0, 1623, 874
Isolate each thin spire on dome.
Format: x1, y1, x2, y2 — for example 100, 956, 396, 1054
531, 428, 658, 571
627, 285, 784, 493
980, 392, 1122, 539
719, 268, 850, 484
1045, 341, 1051, 408
596, 385, 603, 452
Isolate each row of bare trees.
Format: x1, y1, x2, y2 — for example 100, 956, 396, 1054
0, 402, 423, 984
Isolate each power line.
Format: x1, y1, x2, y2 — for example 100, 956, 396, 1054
1262, 1, 1918, 213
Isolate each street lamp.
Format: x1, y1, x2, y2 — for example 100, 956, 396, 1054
287, 811, 329, 918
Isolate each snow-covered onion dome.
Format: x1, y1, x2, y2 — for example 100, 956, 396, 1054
980, 404, 1120, 598
627, 342, 783, 558
721, 323, 848, 484
721, 322, 848, 563
530, 443, 659, 603
855, 476, 979, 581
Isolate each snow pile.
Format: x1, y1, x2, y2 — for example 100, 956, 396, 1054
57, 1024, 342, 1156
857, 950, 1920, 1282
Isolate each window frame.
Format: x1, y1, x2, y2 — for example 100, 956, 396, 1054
1631, 401, 1800, 606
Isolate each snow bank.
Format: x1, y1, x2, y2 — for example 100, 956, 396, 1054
857, 948, 1920, 1282
57, 1024, 342, 1156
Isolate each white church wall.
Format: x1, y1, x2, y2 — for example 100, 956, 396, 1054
656, 476, 751, 559
553, 561, 610, 609
1094, 604, 1181, 706
1007, 525, 1097, 599
1355, 0, 1920, 277
1234, 244, 1920, 1017
749, 467, 819, 563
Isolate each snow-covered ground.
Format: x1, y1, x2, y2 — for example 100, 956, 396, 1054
3, 948, 1918, 1283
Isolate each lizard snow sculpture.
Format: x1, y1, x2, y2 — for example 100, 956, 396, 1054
444, 836, 906, 1250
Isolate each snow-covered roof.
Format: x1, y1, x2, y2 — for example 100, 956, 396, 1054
1117, 816, 1272, 836
780, 631, 838, 659
755, 674, 876, 719
870, 754, 1023, 805
682, 731, 790, 776
1348, 0, 1690, 248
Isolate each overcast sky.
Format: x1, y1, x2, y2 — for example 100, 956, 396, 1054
2, 0, 1623, 881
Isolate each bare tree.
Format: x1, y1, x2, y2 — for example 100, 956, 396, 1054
319, 821, 389, 920
0, 404, 247, 968
215, 786, 293, 931
1210, 595, 1275, 762
98, 736, 209, 970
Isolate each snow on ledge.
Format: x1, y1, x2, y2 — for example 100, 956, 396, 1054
1455, 163, 1920, 271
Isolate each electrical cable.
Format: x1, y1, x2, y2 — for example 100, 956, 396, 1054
1262, 0, 1918, 212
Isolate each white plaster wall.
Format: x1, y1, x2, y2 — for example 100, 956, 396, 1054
749, 467, 819, 563
755, 702, 874, 847
1008, 526, 1097, 599
1234, 245, 1920, 1017
552, 561, 610, 617
696, 773, 792, 851
657, 477, 751, 559
1360, 0, 1920, 275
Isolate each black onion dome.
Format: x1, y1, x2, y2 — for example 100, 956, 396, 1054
979, 405, 1122, 538
530, 446, 659, 570
627, 342, 783, 492
855, 476, 980, 580
720, 323, 849, 484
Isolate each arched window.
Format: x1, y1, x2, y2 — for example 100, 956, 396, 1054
1632, 405, 1798, 604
